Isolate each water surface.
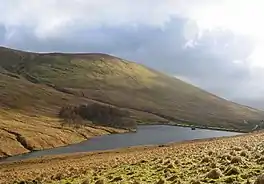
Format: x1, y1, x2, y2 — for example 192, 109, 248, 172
1, 125, 242, 162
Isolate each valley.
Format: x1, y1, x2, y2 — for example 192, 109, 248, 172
1, 46, 264, 159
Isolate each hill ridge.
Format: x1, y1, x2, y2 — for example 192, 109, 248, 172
2, 46, 264, 158
1, 46, 264, 130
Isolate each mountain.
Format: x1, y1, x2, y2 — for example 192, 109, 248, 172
0, 46, 264, 157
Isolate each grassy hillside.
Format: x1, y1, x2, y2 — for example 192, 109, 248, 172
1, 46, 264, 130
0, 109, 127, 158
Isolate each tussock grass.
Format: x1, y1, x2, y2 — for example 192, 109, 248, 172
1, 131, 264, 184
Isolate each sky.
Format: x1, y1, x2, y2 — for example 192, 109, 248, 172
1, 0, 264, 109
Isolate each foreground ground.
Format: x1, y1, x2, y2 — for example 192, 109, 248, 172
1, 131, 264, 184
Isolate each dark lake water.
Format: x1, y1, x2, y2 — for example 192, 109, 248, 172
1, 125, 242, 163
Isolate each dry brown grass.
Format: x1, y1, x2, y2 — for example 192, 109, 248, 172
0, 109, 127, 158
0, 72, 161, 158
1, 131, 264, 183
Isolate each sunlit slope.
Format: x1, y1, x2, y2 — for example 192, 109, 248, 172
0, 46, 264, 130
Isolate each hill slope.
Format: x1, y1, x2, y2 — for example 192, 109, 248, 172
1, 46, 264, 157
1, 46, 264, 129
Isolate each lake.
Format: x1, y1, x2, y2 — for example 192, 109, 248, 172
1, 125, 242, 162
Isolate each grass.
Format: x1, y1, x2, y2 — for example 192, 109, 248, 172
0, 109, 127, 158
0, 70, 160, 158
1, 131, 264, 183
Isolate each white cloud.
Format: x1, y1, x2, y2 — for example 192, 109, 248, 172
1, 0, 263, 61
1, 0, 262, 40
1, 0, 264, 105
0, 0, 178, 38
0, 0, 230, 39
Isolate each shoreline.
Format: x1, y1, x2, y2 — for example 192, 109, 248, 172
0, 125, 131, 161
1, 130, 263, 184
169, 123, 249, 133
0, 129, 247, 165
141, 122, 250, 133
0, 123, 245, 163
0, 118, 249, 161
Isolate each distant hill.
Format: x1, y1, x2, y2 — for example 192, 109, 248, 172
1, 46, 264, 131
2, 46, 264, 157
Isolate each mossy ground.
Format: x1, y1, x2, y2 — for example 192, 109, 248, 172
1, 131, 264, 184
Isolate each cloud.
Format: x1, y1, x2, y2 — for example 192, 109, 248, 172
0, 25, 5, 42
0, 0, 178, 39
0, 0, 235, 39
1, 0, 264, 108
